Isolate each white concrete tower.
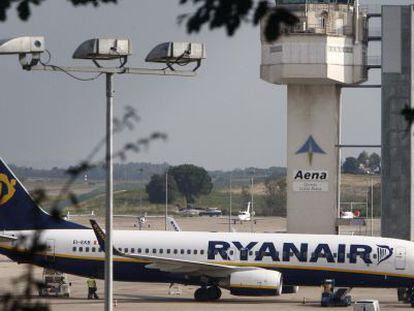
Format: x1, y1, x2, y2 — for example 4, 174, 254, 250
261, 0, 368, 234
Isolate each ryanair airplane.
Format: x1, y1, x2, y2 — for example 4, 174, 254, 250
0, 158, 413, 304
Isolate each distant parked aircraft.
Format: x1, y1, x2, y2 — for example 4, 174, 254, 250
231, 202, 263, 224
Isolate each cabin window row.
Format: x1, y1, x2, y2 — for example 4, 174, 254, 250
72, 246, 206, 256
72, 246, 103, 253
118, 248, 206, 255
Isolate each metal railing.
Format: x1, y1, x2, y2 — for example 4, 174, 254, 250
360, 5, 382, 15
289, 22, 354, 36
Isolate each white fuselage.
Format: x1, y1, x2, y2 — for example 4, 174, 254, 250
2, 229, 414, 288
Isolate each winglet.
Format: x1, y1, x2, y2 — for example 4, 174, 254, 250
89, 219, 123, 256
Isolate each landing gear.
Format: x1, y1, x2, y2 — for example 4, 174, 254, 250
398, 287, 410, 303
409, 287, 414, 308
399, 287, 414, 307
194, 286, 222, 302
194, 287, 208, 301
207, 286, 222, 300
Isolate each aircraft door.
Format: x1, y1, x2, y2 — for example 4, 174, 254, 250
45, 239, 55, 262
395, 247, 406, 270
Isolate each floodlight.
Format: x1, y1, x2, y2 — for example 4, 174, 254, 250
145, 42, 206, 71
0, 36, 45, 69
0, 36, 45, 55
73, 38, 132, 61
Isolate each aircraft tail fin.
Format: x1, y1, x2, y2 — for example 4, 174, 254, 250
0, 158, 86, 230
90, 219, 122, 256
246, 201, 251, 214
167, 216, 181, 232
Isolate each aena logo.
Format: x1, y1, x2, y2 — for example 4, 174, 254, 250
294, 170, 328, 181
0, 173, 16, 206
295, 135, 326, 165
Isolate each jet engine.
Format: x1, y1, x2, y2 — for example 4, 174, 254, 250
221, 270, 283, 296
282, 285, 299, 294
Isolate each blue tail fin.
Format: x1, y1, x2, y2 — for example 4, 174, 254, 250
0, 158, 86, 230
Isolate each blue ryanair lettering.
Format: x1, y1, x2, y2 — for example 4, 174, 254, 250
205, 241, 388, 265
283, 243, 308, 262
232, 241, 257, 261
255, 242, 280, 261
309, 244, 335, 263
207, 241, 230, 260
350, 244, 372, 264
337, 244, 346, 263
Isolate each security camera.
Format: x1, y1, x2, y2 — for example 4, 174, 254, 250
145, 42, 206, 71
0, 36, 45, 69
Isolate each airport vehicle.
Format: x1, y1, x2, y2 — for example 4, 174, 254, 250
320, 279, 352, 307
38, 269, 70, 297
353, 300, 380, 311
1, 158, 414, 304
341, 211, 355, 219
199, 208, 222, 217
178, 208, 200, 217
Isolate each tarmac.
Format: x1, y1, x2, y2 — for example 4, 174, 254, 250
0, 216, 406, 310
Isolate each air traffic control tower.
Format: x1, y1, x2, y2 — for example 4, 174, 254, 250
261, 0, 368, 234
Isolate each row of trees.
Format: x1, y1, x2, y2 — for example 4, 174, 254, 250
146, 163, 287, 216
11, 162, 169, 181
342, 151, 381, 175
146, 164, 213, 205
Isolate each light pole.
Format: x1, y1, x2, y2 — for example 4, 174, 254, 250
228, 173, 232, 232
370, 177, 374, 236
165, 169, 168, 231
0, 37, 206, 311
105, 72, 114, 308
138, 168, 144, 210
250, 170, 255, 233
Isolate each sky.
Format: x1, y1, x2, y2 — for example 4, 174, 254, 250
0, 0, 412, 170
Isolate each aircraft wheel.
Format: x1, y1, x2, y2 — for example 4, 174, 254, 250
343, 295, 352, 306
194, 287, 209, 302
207, 286, 222, 301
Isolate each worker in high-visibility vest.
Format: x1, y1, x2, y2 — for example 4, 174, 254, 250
87, 277, 99, 299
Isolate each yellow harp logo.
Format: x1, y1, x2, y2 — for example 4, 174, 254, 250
0, 174, 16, 205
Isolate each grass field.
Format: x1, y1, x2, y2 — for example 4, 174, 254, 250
23, 173, 380, 217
